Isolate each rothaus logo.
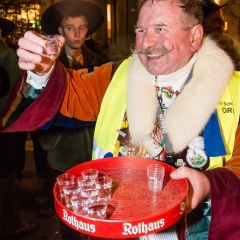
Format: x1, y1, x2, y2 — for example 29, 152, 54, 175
62, 209, 96, 233
122, 219, 165, 235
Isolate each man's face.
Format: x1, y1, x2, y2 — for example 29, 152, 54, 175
58, 16, 88, 50
202, 10, 225, 34
135, 0, 202, 76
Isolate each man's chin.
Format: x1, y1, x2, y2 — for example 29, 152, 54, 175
147, 68, 162, 76
71, 45, 82, 50
146, 63, 163, 76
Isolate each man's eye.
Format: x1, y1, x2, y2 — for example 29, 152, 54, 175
156, 27, 164, 32
79, 26, 86, 31
135, 29, 145, 33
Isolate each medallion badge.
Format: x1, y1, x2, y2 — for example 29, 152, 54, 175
186, 136, 208, 168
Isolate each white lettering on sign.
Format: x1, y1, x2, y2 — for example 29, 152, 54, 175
62, 209, 96, 233
122, 219, 165, 235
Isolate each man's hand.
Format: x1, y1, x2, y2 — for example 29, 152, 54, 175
170, 166, 210, 213
17, 31, 65, 76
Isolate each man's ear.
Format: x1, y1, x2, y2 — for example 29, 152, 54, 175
190, 24, 203, 52
58, 27, 63, 36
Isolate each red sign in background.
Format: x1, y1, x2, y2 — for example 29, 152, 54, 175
54, 157, 188, 238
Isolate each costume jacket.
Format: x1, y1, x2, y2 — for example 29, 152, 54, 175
1, 37, 240, 239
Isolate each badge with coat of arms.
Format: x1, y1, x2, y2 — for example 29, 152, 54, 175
186, 136, 208, 168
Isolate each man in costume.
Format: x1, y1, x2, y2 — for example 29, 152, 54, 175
37, 0, 105, 175
36, 0, 105, 192
32, 0, 106, 174
2, 0, 240, 239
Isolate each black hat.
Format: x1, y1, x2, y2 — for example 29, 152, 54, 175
41, 0, 104, 35
0, 18, 15, 36
202, 0, 228, 19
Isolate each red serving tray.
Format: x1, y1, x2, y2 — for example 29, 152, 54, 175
54, 157, 188, 238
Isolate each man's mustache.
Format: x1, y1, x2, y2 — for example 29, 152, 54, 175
130, 43, 173, 56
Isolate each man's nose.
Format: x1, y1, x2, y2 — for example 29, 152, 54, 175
140, 30, 157, 49
74, 29, 80, 36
